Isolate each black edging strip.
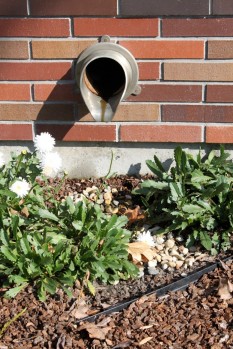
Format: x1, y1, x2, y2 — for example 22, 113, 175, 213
79, 254, 233, 323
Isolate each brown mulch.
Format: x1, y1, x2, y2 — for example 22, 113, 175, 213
0, 176, 233, 348
0, 260, 232, 348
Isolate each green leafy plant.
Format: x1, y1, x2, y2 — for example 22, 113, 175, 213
133, 146, 233, 254
0, 141, 138, 301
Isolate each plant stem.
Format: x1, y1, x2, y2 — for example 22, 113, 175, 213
0, 307, 27, 338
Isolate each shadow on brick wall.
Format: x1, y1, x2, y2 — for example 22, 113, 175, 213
35, 68, 93, 139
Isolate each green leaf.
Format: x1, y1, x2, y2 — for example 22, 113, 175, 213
8, 275, 28, 285
19, 237, 31, 255
66, 196, 75, 214
140, 180, 169, 190
169, 182, 183, 200
38, 209, 59, 222
1, 246, 17, 262
87, 280, 95, 296
42, 278, 57, 295
11, 215, 19, 238
146, 159, 164, 178
72, 220, 83, 231
191, 169, 212, 183
0, 229, 10, 246
4, 284, 27, 299
199, 231, 212, 251
182, 204, 204, 214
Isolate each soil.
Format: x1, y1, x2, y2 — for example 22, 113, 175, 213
0, 176, 233, 348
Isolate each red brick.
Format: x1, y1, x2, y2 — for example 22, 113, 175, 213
77, 103, 159, 122
0, 0, 27, 15
127, 84, 202, 102
34, 84, 78, 102
213, 0, 233, 15
30, 0, 116, 16
35, 124, 116, 142
119, 0, 209, 16
164, 63, 233, 81
0, 63, 72, 81
0, 41, 28, 59
120, 125, 202, 142
0, 19, 69, 37
0, 124, 32, 140
74, 18, 158, 37
32, 40, 96, 59
163, 18, 233, 37
208, 41, 233, 59
0, 84, 30, 101
206, 126, 233, 143
119, 40, 204, 59
138, 62, 159, 80
162, 105, 233, 123
206, 85, 233, 103
0, 104, 74, 121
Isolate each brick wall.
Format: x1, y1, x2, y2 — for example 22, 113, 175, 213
0, 0, 233, 145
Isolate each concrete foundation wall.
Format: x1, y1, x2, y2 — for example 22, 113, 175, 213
1, 142, 233, 178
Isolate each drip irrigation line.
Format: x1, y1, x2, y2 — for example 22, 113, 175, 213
79, 254, 233, 323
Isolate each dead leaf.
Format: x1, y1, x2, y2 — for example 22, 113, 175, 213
78, 322, 111, 340
21, 206, 29, 217
70, 299, 89, 319
112, 341, 133, 349
139, 324, 154, 330
125, 206, 146, 225
218, 259, 230, 271
128, 241, 157, 263
187, 333, 200, 341
218, 278, 233, 300
96, 316, 112, 327
138, 337, 153, 345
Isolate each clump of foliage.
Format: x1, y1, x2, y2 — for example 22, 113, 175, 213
133, 146, 233, 254
0, 143, 138, 301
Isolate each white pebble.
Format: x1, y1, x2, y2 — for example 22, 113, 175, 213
148, 260, 157, 267
165, 239, 175, 249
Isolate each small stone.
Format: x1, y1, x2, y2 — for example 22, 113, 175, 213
148, 260, 157, 267
97, 199, 104, 204
168, 261, 176, 268
113, 200, 119, 206
104, 191, 112, 205
176, 260, 184, 269
148, 266, 160, 275
156, 236, 165, 245
182, 247, 189, 255
156, 244, 164, 251
165, 239, 175, 249
111, 188, 118, 193
89, 193, 97, 201
162, 263, 168, 270
186, 257, 195, 267
138, 267, 145, 278
154, 254, 162, 262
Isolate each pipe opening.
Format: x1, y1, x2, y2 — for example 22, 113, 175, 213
84, 58, 126, 101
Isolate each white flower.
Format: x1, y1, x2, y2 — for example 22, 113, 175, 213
34, 132, 55, 154
40, 151, 62, 178
0, 152, 5, 167
136, 230, 155, 247
10, 178, 30, 198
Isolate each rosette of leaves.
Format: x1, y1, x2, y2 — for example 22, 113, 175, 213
0, 196, 138, 300
133, 146, 233, 254
0, 150, 138, 300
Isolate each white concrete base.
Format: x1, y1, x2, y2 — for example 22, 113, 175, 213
1, 141, 233, 178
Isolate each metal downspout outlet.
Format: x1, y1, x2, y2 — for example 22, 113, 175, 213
75, 36, 141, 122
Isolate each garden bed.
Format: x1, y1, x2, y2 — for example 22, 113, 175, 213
0, 175, 233, 348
